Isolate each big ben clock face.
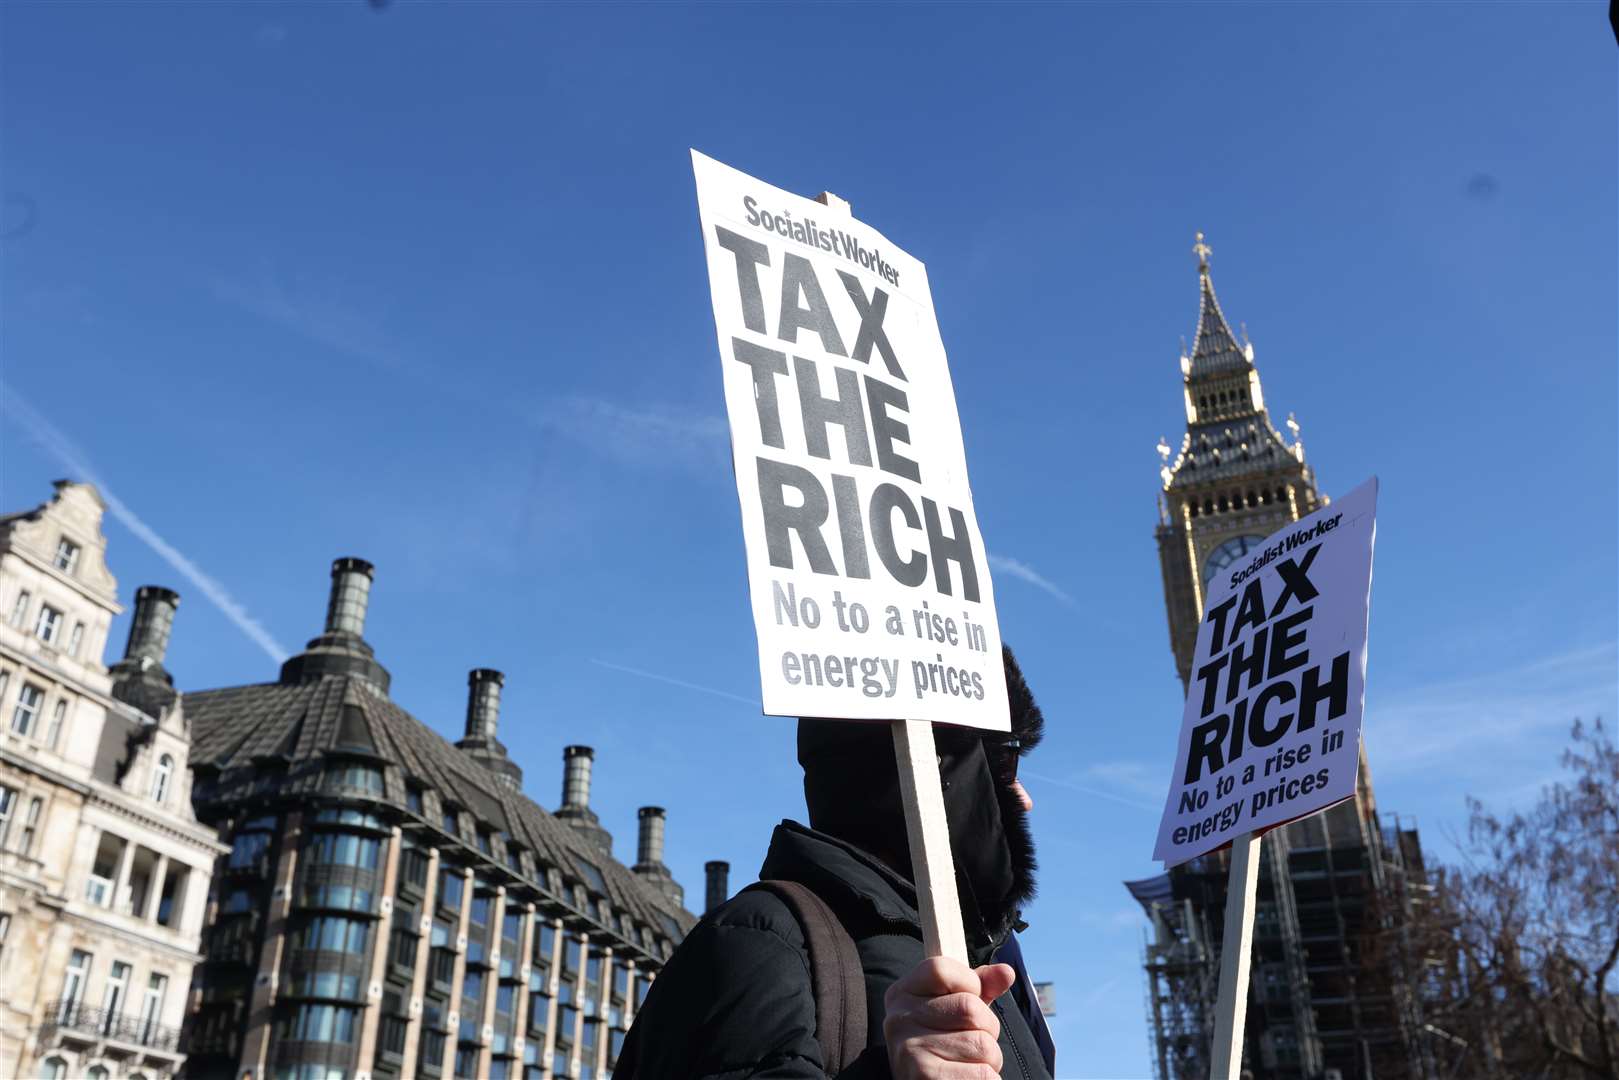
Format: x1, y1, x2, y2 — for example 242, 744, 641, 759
1203, 534, 1268, 584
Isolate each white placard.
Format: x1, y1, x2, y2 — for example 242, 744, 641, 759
692, 150, 1008, 731
1153, 478, 1379, 866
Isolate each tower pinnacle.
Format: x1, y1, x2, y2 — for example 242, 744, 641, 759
1192, 231, 1213, 272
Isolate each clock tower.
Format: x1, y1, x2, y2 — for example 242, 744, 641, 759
1155, 234, 1322, 690
1134, 238, 1436, 1080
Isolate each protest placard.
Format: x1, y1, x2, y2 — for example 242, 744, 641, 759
1153, 477, 1379, 867
691, 150, 1009, 733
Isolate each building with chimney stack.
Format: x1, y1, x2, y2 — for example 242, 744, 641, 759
179, 555, 700, 1080
1127, 238, 1434, 1080
0, 481, 226, 1080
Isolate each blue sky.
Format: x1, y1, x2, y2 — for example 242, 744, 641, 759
3, 3, 1613, 1075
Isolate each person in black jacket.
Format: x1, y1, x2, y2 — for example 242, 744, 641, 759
614, 647, 1056, 1079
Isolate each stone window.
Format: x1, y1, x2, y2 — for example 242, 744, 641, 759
151, 754, 174, 803
45, 700, 67, 747
67, 621, 85, 657
8, 590, 29, 627
53, 538, 80, 574
8, 684, 40, 735
19, 796, 42, 855
34, 605, 62, 646
0, 786, 13, 848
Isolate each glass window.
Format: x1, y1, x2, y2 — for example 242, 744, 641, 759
574, 857, 608, 897
61, 950, 92, 1010
307, 832, 380, 869
151, 754, 174, 802
288, 972, 360, 999
229, 829, 272, 869
469, 892, 491, 928
503, 910, 522, 943
103, 960, 131, 1020
302, 883, 374, 912
44, 700, 66, 748
327, 762, 383, 794
34, 605, 62, 645
19, 796, 43, 855
42, 1060, 67, 1080
281, 1002, 359, 1043
140, 973, 168, 1039
438, 868, 465, 912
442, 807, 459, 835
8, 590, 30, 628
406, 784, 424, 814
11, 684, 42, 735
312, 807, 383, 829
294, 915, 370, 955
477, 828, 493, 855
461, 969, 484, 1009
53, 538, 81, 573
0, 786, 14, 848
533, 922, 556, 968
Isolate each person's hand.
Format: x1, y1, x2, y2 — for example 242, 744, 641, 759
883, 955, 1015, 1079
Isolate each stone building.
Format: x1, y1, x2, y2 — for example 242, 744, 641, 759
1129, 239, 1433, 1080
180, 557, 701, 1080
0, 481, 225, 1080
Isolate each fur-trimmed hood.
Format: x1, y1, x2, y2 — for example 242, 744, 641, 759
798, 645, 1045, 942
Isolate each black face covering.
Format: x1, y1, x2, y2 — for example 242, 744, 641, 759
798, 646, 1045, 939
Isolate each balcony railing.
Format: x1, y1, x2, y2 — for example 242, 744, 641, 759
41, 1001, 183, 1054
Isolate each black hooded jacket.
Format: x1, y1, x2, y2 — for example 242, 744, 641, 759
615, 647, 1052, 1079
613, 822, 1053, 1078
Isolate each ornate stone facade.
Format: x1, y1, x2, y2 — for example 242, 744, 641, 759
0, 482, 225, 1080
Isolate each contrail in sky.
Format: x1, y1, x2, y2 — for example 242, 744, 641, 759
589, 658, 762, 708
1020, 768, 1159, 812
988, 553, 1075, 606
2, 385, 292, 663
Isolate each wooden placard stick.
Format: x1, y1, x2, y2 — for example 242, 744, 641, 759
810, 189, 967, 967
1210, 830, 1263, 1079
891, 717, 969, 964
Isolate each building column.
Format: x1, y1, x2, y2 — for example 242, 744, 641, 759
568, 933, 589, 1078
114, 837, 136, 914
476, 887, 506, 1079
539, 918, 563, 1080
593, 946, 613, 1078
355, 826, 402, 1069
396, 846, 440, 1080
439, 868, 474, 1076
512, 902, 536, 1076
241, 813, 302, 1080
145, 855, 170, 922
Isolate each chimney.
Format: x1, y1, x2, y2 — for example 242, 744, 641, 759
636, 807, 667, 868
278, 558, 391, 694
704, 861, 730, 914
110, 586, 181, 719
124, 586, 180, 666
456, 669, 521, 790
325, 557, 375, 637
555, 746, 612, 853
633, 806, 684, 908
561, 745, 594, 811
465, 669, 503, 741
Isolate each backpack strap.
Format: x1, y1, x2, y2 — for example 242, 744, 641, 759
745, 880, 868, 1073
